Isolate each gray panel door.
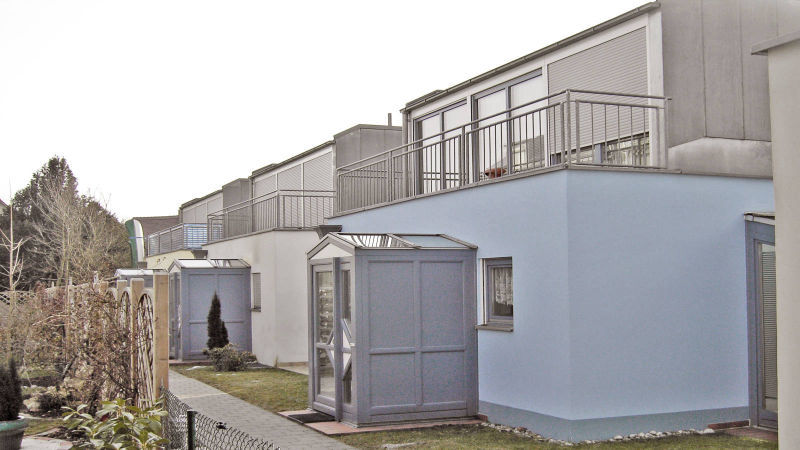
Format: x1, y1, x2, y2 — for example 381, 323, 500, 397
747, 221, 777, 429
756, 240, 778, 427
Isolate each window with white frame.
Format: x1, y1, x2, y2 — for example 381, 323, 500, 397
472, 71, 547, 178
484, 258, 513, 326
251, 273, 261, 310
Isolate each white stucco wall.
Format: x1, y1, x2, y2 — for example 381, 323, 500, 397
203, 230, 321, 365
763, 36, 800, 448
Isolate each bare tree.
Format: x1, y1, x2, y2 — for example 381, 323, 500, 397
0, 194, 30, 359
0, 194, 27, 292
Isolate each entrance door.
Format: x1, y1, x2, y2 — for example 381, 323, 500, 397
747, 221, 777, 428
311, 259, 354, 419
312, 264, 335, 413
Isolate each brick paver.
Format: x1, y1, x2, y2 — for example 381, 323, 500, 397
169, 370, 353, 450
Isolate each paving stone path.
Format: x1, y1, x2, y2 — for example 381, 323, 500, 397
169, 370, 353, 450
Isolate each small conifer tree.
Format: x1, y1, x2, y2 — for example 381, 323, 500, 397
206, 292, 229, 350
0, 358, 22, 421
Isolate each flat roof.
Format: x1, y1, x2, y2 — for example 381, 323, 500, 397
402, 1, 660, 111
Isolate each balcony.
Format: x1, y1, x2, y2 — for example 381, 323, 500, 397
146, 223, 207, 257
336, 89, 668, 214
207, 190, 335, 242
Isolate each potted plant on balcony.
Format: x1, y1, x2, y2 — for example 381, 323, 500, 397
0, 358, 27, 450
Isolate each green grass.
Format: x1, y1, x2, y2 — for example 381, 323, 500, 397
338, 426, 776, 449
173, 367, 776, 450
24, 417, 64, 436
173, 366, 307, 412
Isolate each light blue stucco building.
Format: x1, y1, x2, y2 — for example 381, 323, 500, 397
330, 168, 772, 440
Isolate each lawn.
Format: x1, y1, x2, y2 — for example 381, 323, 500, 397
174, 366, 777, 450
338, 426, 776, 449
172, 366, 307, 412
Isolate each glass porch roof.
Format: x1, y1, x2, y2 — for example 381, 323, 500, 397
332, 233, 475, 249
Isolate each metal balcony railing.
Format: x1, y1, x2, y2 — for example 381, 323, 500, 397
146, 223, 207, 257
207, 190, 335, 242
336, 89, 668, 214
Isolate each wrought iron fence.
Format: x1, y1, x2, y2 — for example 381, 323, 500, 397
146, 223, 208, 257
206, 190, 335, 242
163, 388, 278, 450
336, 89, 668, 213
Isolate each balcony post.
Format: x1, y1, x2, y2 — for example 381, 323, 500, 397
575, 100, 581, 162
459, 127, 467, 186
565, 90, 572, 164
385, 153, 392, 203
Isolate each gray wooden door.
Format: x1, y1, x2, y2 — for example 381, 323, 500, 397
747, 221, 777, 429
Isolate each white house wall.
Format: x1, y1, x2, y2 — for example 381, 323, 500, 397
203, 230, 320, 366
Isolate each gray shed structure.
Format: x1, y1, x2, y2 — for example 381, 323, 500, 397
168, 259, 252, 360
307, 233, 478, 426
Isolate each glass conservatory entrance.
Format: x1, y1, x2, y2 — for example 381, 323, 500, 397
311, 258, 354, 419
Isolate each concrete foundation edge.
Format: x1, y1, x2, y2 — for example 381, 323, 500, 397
478, 400, 749, 442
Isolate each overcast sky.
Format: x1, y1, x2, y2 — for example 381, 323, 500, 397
1, 0, 644, 219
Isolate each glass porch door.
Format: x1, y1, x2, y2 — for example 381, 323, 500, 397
311, 259, 354, 419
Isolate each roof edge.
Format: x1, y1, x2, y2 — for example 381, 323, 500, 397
752, 29, 800, 55
179, 189, 223, 210
333, 123, 403, 139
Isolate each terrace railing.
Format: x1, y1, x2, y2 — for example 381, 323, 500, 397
207, 190, 335, 242
336, 89, 668, 214
146, 223, 207, 257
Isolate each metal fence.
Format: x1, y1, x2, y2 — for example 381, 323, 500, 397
206, 190, 335, 242
163, 388, 278, 450
336, 89, 668, 213
146, 223, 208, 257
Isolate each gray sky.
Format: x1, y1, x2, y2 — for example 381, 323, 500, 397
0, 0, 644, 219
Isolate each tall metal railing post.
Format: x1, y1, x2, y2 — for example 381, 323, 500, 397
385, 153, 392, 203
187, 409, 196, 450
459, 127, 467, 185
575, 100, 581, 162
662, 99, 670, 168
565, 90, 572, 164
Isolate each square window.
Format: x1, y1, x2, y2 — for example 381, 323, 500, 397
484, 258, 513, 325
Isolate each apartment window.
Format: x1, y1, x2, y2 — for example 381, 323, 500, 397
484, 258, 513, 327
472, 70, 547, 178
251, 273, 261, 311
413, 101, 469, 193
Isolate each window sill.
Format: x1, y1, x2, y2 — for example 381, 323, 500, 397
475, 323, 513, 332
